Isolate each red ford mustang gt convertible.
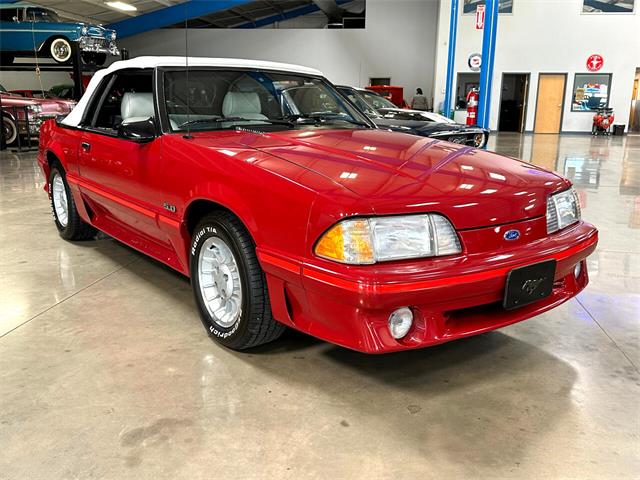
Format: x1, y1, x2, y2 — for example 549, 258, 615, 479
38, 57, 598, 353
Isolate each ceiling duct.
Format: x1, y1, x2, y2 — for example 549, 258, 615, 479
311, 0, 366, 28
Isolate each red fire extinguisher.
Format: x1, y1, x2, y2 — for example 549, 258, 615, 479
466, 88, 479, 126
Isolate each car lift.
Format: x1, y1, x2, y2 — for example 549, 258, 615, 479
0, 44, 128, 151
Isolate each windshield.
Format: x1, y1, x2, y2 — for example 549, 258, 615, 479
163, 69, 371, 132
26, 8, 61, 23
359, 90, 397, 111
338, 87, 380, 118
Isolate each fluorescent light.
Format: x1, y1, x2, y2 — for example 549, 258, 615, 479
105, 1, 138, 12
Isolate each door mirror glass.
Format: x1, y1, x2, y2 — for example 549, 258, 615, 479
118, 117, 156, 143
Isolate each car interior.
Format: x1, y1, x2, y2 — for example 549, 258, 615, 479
91, 70, 154, 132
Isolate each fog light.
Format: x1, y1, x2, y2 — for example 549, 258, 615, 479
574, 262, 582, 279
388, 307, 413, 339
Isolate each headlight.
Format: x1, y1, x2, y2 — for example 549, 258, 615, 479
315, 214, 461, 265
111, 31, 117, 40
27, 104, 42, 114
546, 188, 580, 234
81, 26, 88, 35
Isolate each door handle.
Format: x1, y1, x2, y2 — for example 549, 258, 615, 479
81, 141, 91, 152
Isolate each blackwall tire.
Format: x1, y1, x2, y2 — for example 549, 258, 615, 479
50, 38, 72, 64
48, 163, 97, 240
190, 211, 285, 350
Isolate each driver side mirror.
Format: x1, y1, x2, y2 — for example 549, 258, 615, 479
118, 117, 156, 143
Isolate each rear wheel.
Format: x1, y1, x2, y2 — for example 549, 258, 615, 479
49, 38, 72, 64
48, 163, 96, 240
190, 211, 285, 350
2, 116, 18, 146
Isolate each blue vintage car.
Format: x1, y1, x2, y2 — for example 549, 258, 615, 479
0, 2, 119, 66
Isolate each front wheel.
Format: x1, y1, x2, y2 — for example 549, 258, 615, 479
48, 163, 96, 240
190, 212, 285, 350
49, 38, 72, 64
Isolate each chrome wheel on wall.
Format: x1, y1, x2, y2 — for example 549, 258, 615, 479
190, 211, 285, 350
50, 38, 72, 63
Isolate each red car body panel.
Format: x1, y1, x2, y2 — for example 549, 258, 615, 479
38, 119, 598, 353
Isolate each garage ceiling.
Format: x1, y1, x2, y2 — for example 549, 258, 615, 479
28, 0, 185, 24
33, 0, 350, 28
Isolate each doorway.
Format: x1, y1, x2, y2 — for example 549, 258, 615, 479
498, 73, 529, 132
629, 68, 640, 133
534, 74, 566, 134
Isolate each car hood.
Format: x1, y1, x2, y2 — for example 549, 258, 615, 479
60, 22, 115, 37
0, 93, 38, 106
373, 117, 483, 135
195, 128, 568, 229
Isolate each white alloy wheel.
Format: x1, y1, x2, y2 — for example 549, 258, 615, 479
197, 236, 243, 328
51, 173, 69, 227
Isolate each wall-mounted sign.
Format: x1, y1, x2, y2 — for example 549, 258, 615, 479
582, 0, 634, 13
468, 53, 482, 72
475, 4, 485, 29
463, 0, 513, 15
586, 54, 604, 72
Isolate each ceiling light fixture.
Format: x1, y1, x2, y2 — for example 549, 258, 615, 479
105, 1, 138, 12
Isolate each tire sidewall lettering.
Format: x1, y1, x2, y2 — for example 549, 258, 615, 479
191, 226, 217, 257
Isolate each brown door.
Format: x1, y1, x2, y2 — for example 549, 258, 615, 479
534, 74, 566, 134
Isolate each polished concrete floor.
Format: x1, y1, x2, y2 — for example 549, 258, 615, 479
1, 133, 638, 479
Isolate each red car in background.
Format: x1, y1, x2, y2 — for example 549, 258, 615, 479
1, 83, 75, 146
365, 85, 409, 108
38, 57, 597, 353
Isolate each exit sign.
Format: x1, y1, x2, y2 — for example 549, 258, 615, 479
476, 4, 485, 29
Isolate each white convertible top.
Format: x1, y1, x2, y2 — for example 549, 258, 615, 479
62, 56, 324, 127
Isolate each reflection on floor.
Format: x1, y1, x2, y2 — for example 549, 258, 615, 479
1, 133, 638, 479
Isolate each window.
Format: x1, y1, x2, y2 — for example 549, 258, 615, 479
338, 88, 380, 117
571, 73, 612, 111
162, 69, 368, 132
358, 90, 396, 110
582, 0, 634, 13
25, 8, 61, 22
369, 77, 391, 86
90, 70, 154, 131
456, 73, 480, 109
0, 8, 18, 22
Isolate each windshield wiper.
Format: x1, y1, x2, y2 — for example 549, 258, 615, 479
178, 117, 295, 128
283, 112, 370, 128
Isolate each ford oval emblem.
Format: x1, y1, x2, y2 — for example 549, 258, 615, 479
504, 229, 520, 241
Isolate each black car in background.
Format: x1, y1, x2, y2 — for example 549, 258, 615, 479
338, 85, 489, 148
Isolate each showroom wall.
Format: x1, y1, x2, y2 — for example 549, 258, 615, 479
119, 0, 440, 101
433, 0, 640, 132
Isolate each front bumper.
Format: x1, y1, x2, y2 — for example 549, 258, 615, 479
18, 117, 43, 135
79, 36, 119, 56
258, 219, 598, 353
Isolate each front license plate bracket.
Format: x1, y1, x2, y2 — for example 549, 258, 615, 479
503, 260, 557, 310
